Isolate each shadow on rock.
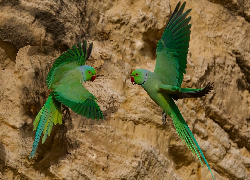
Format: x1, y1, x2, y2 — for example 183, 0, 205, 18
0, 38, 18, 61
30, 106, 79, 174
19, 65, 79, 174
0, 142, 6, 175
0, 0, 20, 7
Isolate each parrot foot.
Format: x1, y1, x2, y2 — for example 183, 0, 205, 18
162, 111, 167, 126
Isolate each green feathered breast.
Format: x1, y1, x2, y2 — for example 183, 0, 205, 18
30, 41, 103, 159
52, 67, 104, 120
131, 2, 215, 180
47, 41, 93, 89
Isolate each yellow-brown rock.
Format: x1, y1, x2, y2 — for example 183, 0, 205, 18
0, 0, 249, 179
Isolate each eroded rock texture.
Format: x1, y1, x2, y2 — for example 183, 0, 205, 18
0, 0, 249, 179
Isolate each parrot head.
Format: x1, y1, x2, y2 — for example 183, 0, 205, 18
131, 69, 148, 85
79, 65, 96, 82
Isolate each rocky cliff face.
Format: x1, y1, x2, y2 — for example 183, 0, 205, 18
0, 0, 249, 179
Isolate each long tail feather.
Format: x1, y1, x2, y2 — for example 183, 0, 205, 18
167, 98, 215, 180
29, 93, 62, 158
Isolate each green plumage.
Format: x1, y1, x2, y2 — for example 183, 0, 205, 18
52, 67, 104, 120
155, 2, 191, 87
30, 94, 62, 158
131, 2, 215, 179
47, 41, 93, 89
30, 41, 103, 158
159, 82, 214, 100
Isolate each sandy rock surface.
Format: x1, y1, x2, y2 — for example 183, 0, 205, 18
0, 0, 249, 179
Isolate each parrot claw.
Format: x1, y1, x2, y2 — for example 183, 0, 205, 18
162, 111, 167, 126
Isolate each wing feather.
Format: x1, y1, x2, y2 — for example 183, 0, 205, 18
52, 68, 104, 120
154, 2, 191, 87
47, 40, 93, 88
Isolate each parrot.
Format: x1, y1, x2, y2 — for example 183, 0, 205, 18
29, 40, 104, 158
130, 2, 215, 180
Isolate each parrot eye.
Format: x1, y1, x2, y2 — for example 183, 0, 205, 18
88, 71, 92, 74
135, 73, 139, 76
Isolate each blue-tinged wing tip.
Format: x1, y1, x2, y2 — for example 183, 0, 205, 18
29, 151, 35, 159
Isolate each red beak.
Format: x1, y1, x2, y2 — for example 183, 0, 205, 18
131, 76, 135, 85
91, 75, 96, 81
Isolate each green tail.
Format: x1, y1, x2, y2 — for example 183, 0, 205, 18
29, 93, 62, 158
167, 98, 215, 180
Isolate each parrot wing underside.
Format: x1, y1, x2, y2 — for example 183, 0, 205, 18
154, 2, 191, 87
53, 69, 104, 120
158, 82, 214, 100
171, 82, 214, 100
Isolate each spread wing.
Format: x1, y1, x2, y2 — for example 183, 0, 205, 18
154, 2, 191, 87
52, 68, 104, 120
171, 82, 214, 100
47, 40, 93, 88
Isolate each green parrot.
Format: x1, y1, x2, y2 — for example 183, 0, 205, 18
29, 41, 104, 158
131, 2, 215, 180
